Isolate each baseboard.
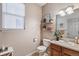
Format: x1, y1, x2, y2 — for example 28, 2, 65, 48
26, 50, 38, 56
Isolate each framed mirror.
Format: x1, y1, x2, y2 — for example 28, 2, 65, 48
56, 8, 79, 40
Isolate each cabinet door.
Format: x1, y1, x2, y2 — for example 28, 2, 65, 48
50, 44, 62, 56
51, 49, 61, 56
62, 48, 79, 56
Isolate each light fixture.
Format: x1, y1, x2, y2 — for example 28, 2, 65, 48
58, 10, 66, 16
58, 6, 74, 16
65, 6, 74, 15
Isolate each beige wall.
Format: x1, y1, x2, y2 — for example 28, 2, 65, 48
1, 3, 42, 56
0, 33, 3, 47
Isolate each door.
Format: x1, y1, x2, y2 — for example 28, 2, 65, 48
51, 49, 61, 56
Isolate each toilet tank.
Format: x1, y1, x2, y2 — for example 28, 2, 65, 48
43, 39, 50, 47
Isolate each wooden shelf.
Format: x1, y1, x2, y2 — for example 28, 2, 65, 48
42, 21, 55, 32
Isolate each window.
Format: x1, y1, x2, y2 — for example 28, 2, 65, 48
2, 3, 25, 29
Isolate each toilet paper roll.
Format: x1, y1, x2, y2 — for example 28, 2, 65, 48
33, 38, 38, 43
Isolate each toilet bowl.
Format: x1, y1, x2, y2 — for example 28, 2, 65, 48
37, 39, 50, 55
37, 46, 47, 52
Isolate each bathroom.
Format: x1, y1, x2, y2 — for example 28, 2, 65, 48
0, 3, 79, 56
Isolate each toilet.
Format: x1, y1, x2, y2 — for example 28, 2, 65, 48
37, 39, 50, 56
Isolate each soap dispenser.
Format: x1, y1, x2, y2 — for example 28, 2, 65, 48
75, 37, 79, 44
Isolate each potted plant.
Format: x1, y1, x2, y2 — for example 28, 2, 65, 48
54, 30, 61, 41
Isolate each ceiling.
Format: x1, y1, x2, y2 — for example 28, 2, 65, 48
36, 3, 46, 7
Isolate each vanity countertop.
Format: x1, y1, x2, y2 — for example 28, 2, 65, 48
47, 38, 79, 52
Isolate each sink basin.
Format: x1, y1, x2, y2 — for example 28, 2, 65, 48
58, 40, 75, 46
68, 42, 75, 46
59, 40, 75, 46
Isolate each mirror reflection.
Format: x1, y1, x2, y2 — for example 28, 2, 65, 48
56, 8, 79, 39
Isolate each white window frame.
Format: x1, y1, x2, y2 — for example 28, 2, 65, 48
2, 3, 25, 30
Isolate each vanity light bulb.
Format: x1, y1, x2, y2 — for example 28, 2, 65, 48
65, 7, 74, 15
58, 10, 66, 16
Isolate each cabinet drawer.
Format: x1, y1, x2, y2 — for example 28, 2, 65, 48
50, 44, 62, 51
63, 48, 79, 56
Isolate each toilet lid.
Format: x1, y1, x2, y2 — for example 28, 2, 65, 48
37, 46, 47, 51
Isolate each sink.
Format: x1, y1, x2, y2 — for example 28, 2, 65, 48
59, 40, 75, 46
68, 42, 75, 46
57, 40, 75, 46
50, 39, 76, 46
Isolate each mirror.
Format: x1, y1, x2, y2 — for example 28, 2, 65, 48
56, 8, 79, 39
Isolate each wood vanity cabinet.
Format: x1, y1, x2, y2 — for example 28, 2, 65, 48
49, 43, 79, 56
49, 43, 62, 56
